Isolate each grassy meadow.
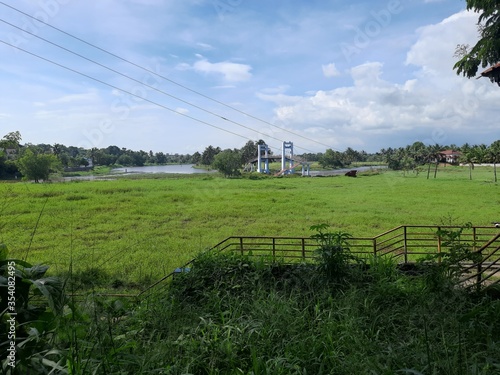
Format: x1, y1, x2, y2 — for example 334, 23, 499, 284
0, 165, 498, 287
2, 165, 500, 374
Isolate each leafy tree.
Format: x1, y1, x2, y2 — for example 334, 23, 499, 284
319, 149, 344, 169
385, 147, 406, 170
201, 145, 221, 166
16, 148, 60, 182
192, 151, 201, 165
155, 152, 165, 164
212, 149, 242, 177
240, 140, 257, 164
453, 0, 500, 84
342, 147, 360, 165
0, 149, 5, 177
116, 154, 134, 166
0, 131, 22, 149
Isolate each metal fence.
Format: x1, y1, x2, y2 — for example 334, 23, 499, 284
137, 225, 500, 299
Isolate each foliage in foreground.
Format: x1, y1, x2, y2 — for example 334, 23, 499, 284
2, 223, 500, 374
0, 245, 66, 374
127, 251, 500, 375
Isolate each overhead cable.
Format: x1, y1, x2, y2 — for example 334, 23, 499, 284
0, 1, 338, 152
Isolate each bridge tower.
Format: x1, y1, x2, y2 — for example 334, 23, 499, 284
257, 143, 270, 174
281, 141, 294, 175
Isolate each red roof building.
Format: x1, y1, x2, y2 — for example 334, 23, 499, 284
480, 62, 500, 86
438, 150, 461, 165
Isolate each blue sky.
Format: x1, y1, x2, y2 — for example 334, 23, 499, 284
0, 0, 498, 155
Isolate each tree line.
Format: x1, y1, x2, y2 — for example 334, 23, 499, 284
1, 131, 499, 181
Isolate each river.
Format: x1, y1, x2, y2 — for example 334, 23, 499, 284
112, 164, 386, 176
111, 164, 214, 174
60, 164, 386, 181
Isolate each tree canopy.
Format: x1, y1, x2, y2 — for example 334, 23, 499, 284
16, 148, 60, 183
212, 149, 242, 178
453, 0, 500, 82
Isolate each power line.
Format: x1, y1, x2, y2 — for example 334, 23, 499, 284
0, 1, 338, 152
0, 39, 284, 151
0, 17, 307, 152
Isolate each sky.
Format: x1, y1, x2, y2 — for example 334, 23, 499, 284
0, 0, 499, 155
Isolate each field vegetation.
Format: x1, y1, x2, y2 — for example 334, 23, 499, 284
1, 166, 499, 374
0, 166, 498, 289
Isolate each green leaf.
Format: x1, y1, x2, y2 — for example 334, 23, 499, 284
30, 277, 66, 315
0, 258, 33, 270
22, 264, 49, 280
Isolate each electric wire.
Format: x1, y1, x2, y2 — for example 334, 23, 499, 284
0, 39, 270, 149
0, 17, 306, 153
0, 1, 337, 152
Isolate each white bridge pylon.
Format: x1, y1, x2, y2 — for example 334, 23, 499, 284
257, 141, 311, 176
281, 141, 294, 175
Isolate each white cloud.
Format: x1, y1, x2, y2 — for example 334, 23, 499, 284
196, 42, 214, 50
406, 11, 479, 79
259, 10, 500, 152
175, 107, 189, 115
322, 63, 340, 78
192, 58, 252, 82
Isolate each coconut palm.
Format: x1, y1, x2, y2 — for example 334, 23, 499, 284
424, 144, 441, 179
487, 140, 500, 182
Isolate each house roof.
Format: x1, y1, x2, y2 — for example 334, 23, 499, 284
480, 62, 500, 86
439, 150, 461, 156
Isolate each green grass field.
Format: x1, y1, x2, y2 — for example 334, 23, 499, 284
2, 166, 500, 374
0, 166, 498, 285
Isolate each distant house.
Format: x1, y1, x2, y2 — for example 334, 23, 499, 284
480, 62, 500, 86
438, 150, 461, 165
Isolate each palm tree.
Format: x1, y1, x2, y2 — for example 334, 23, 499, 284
423, 144, 442, 179
460, 146, 483, 180
487, 140, 500, 182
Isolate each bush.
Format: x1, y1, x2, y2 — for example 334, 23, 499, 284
310, 223, 361, 282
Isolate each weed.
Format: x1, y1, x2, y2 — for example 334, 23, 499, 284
418, 223, 483, 291
310, 223, 361, 282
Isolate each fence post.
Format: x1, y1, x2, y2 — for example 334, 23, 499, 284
301, 238, 306, 260
437, 226, 442, 264
373, 238, 377, 257
472, 227, 477, 252
403, 226, 408, 263
239, 237, 244, 256
476, 248, 483, 292
273, 238, 276, 262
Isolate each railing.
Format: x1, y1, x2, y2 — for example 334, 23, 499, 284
210, 225, 500, 263
460, 232, 500, 290
137, 225, 500, 299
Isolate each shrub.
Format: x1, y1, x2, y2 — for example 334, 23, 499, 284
310, 223, 361, 282
0, 244, 67, 373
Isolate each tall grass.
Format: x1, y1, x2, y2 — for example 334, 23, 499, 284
64, 250, 500, 374
3, 223, 500, 374
0, 167, 498, 287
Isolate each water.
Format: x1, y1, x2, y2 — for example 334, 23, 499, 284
111, 164, 214, 174
111, 164, 386, 176
61, 164, 386, 181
